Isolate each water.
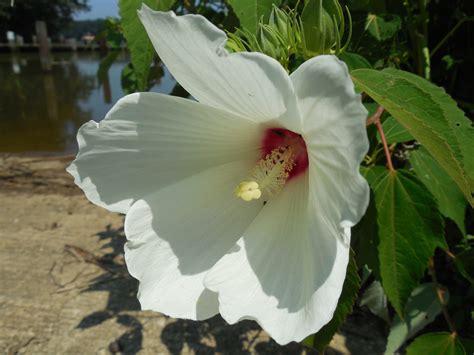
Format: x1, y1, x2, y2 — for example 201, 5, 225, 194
0, 51, 176, 154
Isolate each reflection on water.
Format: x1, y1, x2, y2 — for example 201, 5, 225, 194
0, 52, 176, 153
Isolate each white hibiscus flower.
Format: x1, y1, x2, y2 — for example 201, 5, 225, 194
67, 5, 369, 345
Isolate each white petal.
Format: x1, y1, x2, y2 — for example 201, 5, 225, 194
138, 6, 301, 132
291, 55, 369, 226
67, 92, 261, 214
125, 159, 263, 320
204, 174, 350, 344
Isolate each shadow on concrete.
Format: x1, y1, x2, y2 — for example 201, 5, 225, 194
73, 223, 317, 354
160, 316, 313, 355
76, 223, 142, 354
74, 223, 385, 355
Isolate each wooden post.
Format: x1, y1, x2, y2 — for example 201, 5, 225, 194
6, 31, 15, 51
99, 50, 112, 103
98, 37, 108, 56
70, 38, 77, 51
35, 21, 52, 71
43, 75, 58, 120
102, 73, 112, 104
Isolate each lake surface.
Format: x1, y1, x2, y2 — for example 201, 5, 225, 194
0, 51, 176, 153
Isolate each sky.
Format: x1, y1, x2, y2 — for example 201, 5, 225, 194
74, 0, 119, 20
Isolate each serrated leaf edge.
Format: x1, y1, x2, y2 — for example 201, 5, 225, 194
352, 72, 472, 205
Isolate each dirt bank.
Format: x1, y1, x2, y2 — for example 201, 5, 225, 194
0, 154, 386, 354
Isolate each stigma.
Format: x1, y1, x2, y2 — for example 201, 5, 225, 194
234, 181, 262, 201
235, 128, 308, 202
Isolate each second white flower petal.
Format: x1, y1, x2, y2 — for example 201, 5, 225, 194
138, 6, 301, 132
125, 159, 264, 320
204, 174, 350, 345
291, 55, 370, 226
67, 92, 261, 213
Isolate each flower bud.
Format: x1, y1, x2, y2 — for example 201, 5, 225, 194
257, 6, 299, 67
269, 6, 290, 39
301, 0, 349, 57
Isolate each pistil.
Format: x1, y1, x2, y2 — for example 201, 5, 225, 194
235, 128, 308, 202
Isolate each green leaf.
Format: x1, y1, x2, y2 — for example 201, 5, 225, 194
460, 337, 474, 353
364, 102, 378, 116
457, 127, 474, 191
365, 13, 401, 41
304, 251, 360, 352
119, 0, 176, 91
361, 165, 386, 184
352, 68, 474, 205
227, 0, 281, 34
339, 52, 372, 72
407, 332, 466, 355
121, 63, 138, 94
378, 116, 413, 144
352, 186, 380, 278
385, 283, 448, 354
410, 147, 467, 234
371, 169, 446, 316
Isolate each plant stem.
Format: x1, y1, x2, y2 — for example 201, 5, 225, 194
404, 0, 431, 79
444, 249, 456, 260
428, 257, 457, 334
419, 0, 431, 80
369, 106, 395, 172
431, 16, 474, 58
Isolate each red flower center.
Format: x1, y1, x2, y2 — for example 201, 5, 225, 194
261, 128, 309, 180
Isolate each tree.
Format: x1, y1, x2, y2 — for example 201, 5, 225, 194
0, 0, 90, 41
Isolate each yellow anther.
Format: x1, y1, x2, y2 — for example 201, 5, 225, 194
235, 181, 262, 202
234, 147, 295, 202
